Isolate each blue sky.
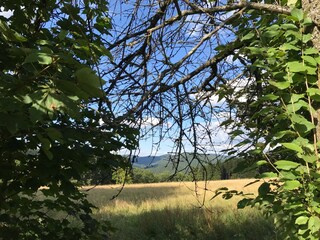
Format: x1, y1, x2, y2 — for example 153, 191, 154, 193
105, 1, 239, 156
0, 2, 242, 157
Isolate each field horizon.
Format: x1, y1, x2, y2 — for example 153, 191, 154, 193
84, 179, 276, 240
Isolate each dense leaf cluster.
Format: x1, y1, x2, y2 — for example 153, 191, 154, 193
218, 5, 320, 239
0, 1, 137, 239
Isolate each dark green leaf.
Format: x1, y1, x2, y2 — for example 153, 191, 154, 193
24, 52, 53, 65
237, 198, 253, 209
258, 182, 270, 196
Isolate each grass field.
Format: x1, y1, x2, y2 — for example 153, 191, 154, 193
85, 179, 276, 240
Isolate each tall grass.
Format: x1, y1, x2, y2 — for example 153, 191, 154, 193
85, 179, 276, 240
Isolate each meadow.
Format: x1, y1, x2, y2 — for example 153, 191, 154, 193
85, 179, 277, 240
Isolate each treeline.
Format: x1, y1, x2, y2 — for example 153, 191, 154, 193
81, 157, 259, 185
128, 158, 257, 184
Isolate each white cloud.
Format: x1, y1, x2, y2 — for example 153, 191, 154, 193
0, 7, 13, 18
98, 118, 105, 126
226, 77, 256, 103
189, 77, 254, 106
185, 14, 206, 37
225, 55, 235, 64
141, 117, 161, 127
190, 91, 225, 106
219, 10, 236, 21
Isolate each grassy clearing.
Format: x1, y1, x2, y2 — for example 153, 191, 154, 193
85, 179, 276, 240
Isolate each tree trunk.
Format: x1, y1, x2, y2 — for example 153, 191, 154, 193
302, 0, 320, 141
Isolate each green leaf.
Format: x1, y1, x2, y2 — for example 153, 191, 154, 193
0, 20, 27, 42
46, 128, 64, 143
303, 17, 313, 26
246, 47, 265, 55
281, 23, 298, 30
280, 43, 300, 51
220, 119, 233, 127
300, 154, 317, 163
237, 198, 252, 209
312, 206, 320, 215
291, 93, 305, 103
230, 129, 244, 136
260, 172, 278, 178
308, 216, 320, 233
22, 95, 33, 104
257, 160, 268, 166
302, 34, 312, 43
302, 56, 317, 66
241, 32, 255, 41
307, 88, 320, 101
304, 48, 319, 55
284, 29, 300, 39
58, 30, 68, 40
90, 43, 113, 61
283, 180, 301, 190
291, 114, 315, 134
75, 68, 102, 88
291, 8, 304, 22
37, 135, 52, 151
258, 182, 270, 195
55, 79, 88, 99
287, 100, 309, 114
29, 107, 43, 123
306, 66, 317, 75
24, 52, 53, 65
269, 80, 290, 89
37, 40, 52, 46
274, 130, 296, 140
287, 61, 306, 73
287, 0, 298, 7
262, 30, 279, 39
75, 67, 105, 97
45, 94, 65, 111
275, 160, 300, 170
281, 171, 298, 180
298, 228, 309, 236
260, 94, 279, 101
294, 137, 313, 150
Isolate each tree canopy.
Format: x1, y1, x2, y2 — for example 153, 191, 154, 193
0, 0, 137, 239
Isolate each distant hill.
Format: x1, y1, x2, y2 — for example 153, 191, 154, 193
133, 153, 226, 174
133, 155, 163, 166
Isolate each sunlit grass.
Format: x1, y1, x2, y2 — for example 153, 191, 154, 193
85, 179, 276, 240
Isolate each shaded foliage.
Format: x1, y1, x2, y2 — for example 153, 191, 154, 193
0, 0, 137, 239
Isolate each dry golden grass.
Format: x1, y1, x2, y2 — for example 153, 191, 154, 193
84, 179, 275, 240
85, 179, 262, 212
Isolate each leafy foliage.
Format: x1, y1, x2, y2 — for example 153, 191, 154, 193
0, 0, 137, 239
216, 3, 320, 239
